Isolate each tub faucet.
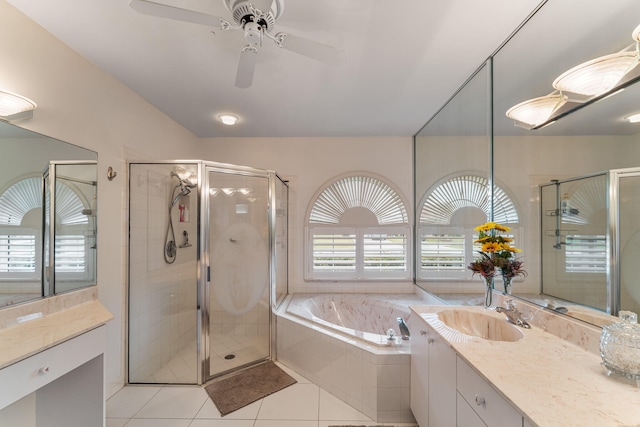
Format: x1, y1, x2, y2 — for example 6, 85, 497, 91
397, 317, 410, 340
495, 300, 531, 329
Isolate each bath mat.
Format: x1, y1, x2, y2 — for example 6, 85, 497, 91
204, 361, 297, 416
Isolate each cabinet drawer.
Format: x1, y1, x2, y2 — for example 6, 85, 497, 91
457, 392, 487, 427
457, 356, 522, 427
0, 326, 106, 410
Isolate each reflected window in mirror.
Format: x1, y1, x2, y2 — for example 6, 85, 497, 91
0, 175, 96, 307
417, 174, 521, 284
0, 177, 43, 307
0, 120, 97, 309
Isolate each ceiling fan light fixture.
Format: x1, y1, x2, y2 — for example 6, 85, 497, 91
506, 94, 568, 128
218, 114, 239, 125
552, 51, 639, 97
625, 112, 640, 123
0, 90, 37, 121
633, 23, 640, 42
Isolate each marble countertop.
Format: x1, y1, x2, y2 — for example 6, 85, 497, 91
0, 298, 113, 369
410, 304, 640, 427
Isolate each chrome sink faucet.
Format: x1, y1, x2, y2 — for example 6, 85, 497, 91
495, 300, 531, 329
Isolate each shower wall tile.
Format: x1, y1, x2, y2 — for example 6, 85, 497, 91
128, 164, 198, 384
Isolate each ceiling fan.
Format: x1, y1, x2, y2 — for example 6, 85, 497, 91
129, 0, 345, 88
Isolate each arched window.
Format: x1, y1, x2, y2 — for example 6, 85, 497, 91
417, 174, 520, 280
0, 177, 90, 279
306, 173, 411, 280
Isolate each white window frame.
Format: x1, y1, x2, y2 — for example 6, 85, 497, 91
305, 173, 411, 281
307, 225, 411, 280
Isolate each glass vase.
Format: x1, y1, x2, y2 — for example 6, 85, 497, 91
483, 276, 494, 308
503, 276, 512, 295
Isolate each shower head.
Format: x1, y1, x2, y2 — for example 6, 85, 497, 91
171, 171, 197, 188
171, 186, 191, 207
169, 170, 197, 207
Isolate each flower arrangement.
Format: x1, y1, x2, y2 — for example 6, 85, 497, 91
467, 221, 526, 295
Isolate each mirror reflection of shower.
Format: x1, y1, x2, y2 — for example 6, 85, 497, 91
164, 169, 197, 263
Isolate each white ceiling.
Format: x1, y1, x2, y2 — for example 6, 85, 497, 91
7, 0, 542, 138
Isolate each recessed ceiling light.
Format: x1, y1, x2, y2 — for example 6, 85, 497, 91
625, 113, 640, 123
218, 114, 239, 125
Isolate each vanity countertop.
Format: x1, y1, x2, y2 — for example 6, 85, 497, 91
0, 299, 113, 369
410, 305, 640, 427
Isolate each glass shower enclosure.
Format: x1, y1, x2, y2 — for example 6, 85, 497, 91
128, 161, 288, 384
540, 167, 640, 316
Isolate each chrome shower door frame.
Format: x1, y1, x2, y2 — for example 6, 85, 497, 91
199, 161, 281, 382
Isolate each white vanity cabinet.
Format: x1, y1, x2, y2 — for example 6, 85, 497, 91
0, 325, 107, 427
409, 315, 457, 427
456, 355, 523, 427
410, 313, 526, 427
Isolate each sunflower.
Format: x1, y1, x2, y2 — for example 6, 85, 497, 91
481, 242, 502, 253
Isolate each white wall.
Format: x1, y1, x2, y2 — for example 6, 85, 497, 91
0, 0, 201, 396
199, 136, 415, 294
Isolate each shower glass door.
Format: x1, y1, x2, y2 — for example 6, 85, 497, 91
540, 174, 608, 311
206, 167, 271, 379
617, 171, 640, 315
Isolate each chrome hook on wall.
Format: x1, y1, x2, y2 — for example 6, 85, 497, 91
107, 166, 117, 181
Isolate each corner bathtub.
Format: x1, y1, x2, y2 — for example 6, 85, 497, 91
285, 293, 421, 346
275, 292, 441, 423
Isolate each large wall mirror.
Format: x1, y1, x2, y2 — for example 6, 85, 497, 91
414, 63, 491, 299
0, 121, 97, 309
415, 0, 640, 327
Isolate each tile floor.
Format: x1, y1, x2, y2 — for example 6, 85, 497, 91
107, 363, 418, 427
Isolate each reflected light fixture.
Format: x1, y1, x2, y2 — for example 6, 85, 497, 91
625, 112, 640, 123
505, 94, 568, 128
552, 51, 639, 97
0, 90, 37, 121
507, 23, 640, 130
218, 114, 239, 125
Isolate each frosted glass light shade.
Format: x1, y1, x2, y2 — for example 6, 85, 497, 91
0, 91, 37, 118
506, 94, 568, 127
553, 51, 639, 96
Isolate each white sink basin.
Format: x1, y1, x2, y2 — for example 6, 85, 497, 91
437, 309, 524, 342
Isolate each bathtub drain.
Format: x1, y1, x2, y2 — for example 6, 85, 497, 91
224, 354, 236, 360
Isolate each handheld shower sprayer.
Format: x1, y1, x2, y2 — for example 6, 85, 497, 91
164, 170, 197, 263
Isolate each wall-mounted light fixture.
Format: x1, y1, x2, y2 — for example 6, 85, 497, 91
506, 94, 567, 128
506, 23, 640, 130
552, 51, 639, 97
0, 90, 37, 122
218, 114, 239, 125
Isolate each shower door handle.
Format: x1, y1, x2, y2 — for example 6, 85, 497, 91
207, 265, 210, 282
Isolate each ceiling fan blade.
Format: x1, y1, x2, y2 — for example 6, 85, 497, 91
276, 33, 345, 67
129, 0, 226, 27
235, 46, 258, 89
250, 0, 274, 13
